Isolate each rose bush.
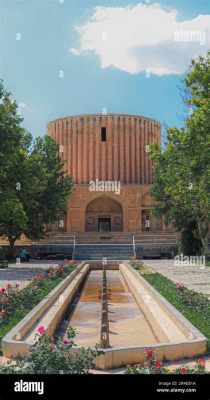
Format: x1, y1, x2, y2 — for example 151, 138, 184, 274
125, 348, 208, 374
0, 262, 78, 346
0, 326, 99, 374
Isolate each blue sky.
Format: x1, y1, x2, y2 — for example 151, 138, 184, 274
1, 0, 209, 140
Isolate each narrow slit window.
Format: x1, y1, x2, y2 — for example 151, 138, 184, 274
101, 127, 106, 142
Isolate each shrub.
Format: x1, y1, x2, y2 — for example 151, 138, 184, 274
0, 262, 78, 346
0, 327, 99, 374
125, 348, 208, 374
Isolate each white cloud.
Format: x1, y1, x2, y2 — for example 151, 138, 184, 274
68, 47, 81, 56
70, 3, 210, 75
19, 102, 27, 108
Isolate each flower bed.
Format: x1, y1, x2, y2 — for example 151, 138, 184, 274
138, 270, 210, 353
125, 348, 208, 374
0, 325, 99, 374
0, 261, 79, 350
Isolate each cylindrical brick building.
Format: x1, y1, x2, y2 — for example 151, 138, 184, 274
47, 114, 162, 233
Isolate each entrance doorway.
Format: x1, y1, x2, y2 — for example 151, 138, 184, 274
85, 196, 123, 232
98, 217, 111, 232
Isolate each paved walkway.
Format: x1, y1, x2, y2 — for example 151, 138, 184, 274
143, 259, 210, 297
0, 261, 61, 290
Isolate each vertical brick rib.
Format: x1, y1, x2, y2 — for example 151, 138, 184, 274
83, 117, 88, 183
119, 117, 124, 183
72, 118, 77, 183
125, 118, 130, 183
95, 116, 100, 180
114, 116, 118, 181
107, 116, 112, 181
136, 118, 140, 184
140, 119, 144, 184
131, 117, 135, 183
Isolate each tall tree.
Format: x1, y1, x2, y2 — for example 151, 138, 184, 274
0, 82, 72, 256
150, 52, 210, 258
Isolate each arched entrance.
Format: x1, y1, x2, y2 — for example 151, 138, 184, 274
85, 196, 123, 232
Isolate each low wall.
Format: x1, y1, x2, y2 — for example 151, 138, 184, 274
94, 340, 207, 369
2, 262, 88, 357
93, 263, 207, 369
2, 262, 207, 369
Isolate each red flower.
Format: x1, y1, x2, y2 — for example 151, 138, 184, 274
1, 309, 6, 318
188, 295, 193, 302
180, 368, 187, 374
0, 288, 5, 294
155, 361, 162, 369
38, 326, 45, 335
15, 283, 19, 290
3, 297, 9, 302
6, 284, 12, 290
147, 348, 153, 358
62, 339, 69, 345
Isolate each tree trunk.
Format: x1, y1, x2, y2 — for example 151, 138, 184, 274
197, 217, 210, 260
8, 237, 16, 260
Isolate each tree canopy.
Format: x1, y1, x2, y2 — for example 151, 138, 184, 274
150, 51, 210, 257
0, 81, 72, 256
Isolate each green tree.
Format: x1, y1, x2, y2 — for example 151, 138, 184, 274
0, 82, 72, 257
150, 52, 210, 258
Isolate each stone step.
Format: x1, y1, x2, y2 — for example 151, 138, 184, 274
74, 244, 134, 260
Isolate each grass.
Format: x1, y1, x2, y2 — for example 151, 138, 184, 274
141, 271, 210, 354
0, 265, 77, 352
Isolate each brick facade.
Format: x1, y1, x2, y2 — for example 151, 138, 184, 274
47, 114, 163, 233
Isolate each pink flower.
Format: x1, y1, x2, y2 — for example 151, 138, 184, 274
197, 358, 206, 366
15, 283, 19, 290
180, 368, 187, 374
1, 309, 6, 317
3, 297, 9, 302
176, 283, 184, 290
38, 326, 45, 335
62, 339, 69, 345
49, 343, 56, 350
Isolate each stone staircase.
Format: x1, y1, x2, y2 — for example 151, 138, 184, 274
32, 231, 178, 260
73, 244, 134, 261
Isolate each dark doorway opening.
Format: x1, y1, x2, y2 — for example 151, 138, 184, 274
98, 217, 111, 232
